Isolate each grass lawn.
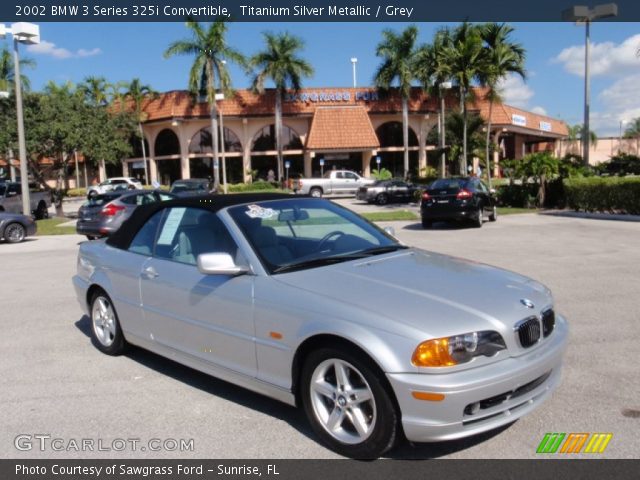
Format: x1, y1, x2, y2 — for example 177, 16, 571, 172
497, 207, 537, 215
361, 210, 419, 222
36, 218, 77, 235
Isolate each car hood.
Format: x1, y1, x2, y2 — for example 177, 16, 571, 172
273, 248, 552, 339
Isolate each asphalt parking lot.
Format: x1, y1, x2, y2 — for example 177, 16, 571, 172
1, 207, 638, 459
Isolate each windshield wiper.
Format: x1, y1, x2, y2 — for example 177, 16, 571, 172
272, 245, 409, 274
356, 245, 409, 256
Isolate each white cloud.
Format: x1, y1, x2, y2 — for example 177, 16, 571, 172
496, 74, 534, 107
552, 34, 640, 77
26, 41, 101, 59
591, 73, 640, 135
531, 106, 548, 116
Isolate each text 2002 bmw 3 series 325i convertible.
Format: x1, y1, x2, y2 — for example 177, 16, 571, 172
73, 193, 568, 458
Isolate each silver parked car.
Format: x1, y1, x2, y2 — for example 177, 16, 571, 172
73, 194, 568, 458
0, 211, 37, 243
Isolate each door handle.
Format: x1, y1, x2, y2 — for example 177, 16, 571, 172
142, 266, 159, 279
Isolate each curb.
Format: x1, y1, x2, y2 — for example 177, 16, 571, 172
540, 210, 640, 223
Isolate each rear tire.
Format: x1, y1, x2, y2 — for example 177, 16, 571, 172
473, 206, 484, 228
489, 206, 497, 222
301, 347, 399, 458
309, 188, 323, 198
90, 290, 127, 355
4, 222, 26, 243
421, 218, 432, 229
35, 201, 49, 220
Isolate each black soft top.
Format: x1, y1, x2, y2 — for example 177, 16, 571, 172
106, 192, 294, 250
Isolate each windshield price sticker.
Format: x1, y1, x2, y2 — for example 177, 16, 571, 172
245, 204, 277, 219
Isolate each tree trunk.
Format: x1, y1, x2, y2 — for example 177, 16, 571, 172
402, 96, 409, 180
462, 87, 468, 176
207, 58, 220, 191
138, 122, 149, 185
210, 103, 220, 190
275, 90, 283, 183
485, 98, 494, 188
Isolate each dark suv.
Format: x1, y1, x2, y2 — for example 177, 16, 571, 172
420, 177, 497, 228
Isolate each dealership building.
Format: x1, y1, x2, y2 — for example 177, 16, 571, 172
114, 86, 569, 185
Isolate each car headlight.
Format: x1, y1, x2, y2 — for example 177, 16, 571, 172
411, 330, 506, 367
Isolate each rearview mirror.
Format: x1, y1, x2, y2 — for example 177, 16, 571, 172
197, 253, 249, 276
278, 209, 310, 222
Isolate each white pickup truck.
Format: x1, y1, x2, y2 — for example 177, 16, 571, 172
0, 182, 51, 219
293, 170, 375, 197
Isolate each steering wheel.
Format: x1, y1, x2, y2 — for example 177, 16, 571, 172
316, 230, 346, 252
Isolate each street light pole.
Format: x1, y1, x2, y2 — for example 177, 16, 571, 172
583, 19, 591, 166
6, 23, 41, 216
350, 58, 358, 88
562, 3, 618, 167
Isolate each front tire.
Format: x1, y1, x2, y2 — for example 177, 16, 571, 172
4, 222, 26, 243
301, 348, 399, 458
90, 291, 127, 355
375, 193, 389, 205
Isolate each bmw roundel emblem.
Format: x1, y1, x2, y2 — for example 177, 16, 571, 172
520, 298, 535, 309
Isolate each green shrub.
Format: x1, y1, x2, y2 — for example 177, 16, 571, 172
596, 154, 640, 176
495, 184, 538, 208
564, 177, 640, 215
371, 168, 393, 180
227, 181, 281, 193
66, 188, 86, 197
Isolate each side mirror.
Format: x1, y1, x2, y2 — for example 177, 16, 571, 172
197, 253, 249, 276
489, 188, 496, 195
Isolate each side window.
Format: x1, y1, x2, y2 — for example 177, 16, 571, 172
128, 210, 164, 256
344, 172, 357, 180
7, 184, 20, 195
335, 172, 344, 179
477, 181, 488, 193
155, 207, 237, 266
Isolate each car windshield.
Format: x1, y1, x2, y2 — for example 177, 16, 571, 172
429, 178, 468, 190
171, 182, 206, 192
83, 193, 121, 207
227, 198, 405, 274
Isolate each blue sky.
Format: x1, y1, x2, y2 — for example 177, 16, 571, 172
6, 21, 640, 136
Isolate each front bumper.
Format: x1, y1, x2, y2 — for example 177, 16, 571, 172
72, 274, 90, 315
388, 314, 568, 443
356, 190, 378, 202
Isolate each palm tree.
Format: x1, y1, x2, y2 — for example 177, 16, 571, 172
624, 117, 640, 155
414, 28, 453, 178
79, 76, 110, 107
123, 78, 157, 185
0, 46, 35, 93
250, 32, 313, 183
521, 152, 559, 207
444, 22, 484, 175
374, 25, 419, 180
479, 23, 526, 188
164, 18, 245, 190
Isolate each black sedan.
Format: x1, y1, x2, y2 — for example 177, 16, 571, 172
76, 190, 175, 239
169, 178, 213, 197
356, 179, 418, 205
420, 177, 497, 228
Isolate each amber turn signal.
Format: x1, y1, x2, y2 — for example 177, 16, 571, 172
411, 338, 457, 367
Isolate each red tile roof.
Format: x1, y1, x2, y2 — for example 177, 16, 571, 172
306, 107, 380, 150
127, 87, 568, 137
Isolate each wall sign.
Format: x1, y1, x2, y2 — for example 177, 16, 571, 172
539, 121, 552, 132
285, 90, 379, 103
512, 114, 527, 127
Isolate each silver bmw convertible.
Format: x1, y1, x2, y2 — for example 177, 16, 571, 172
73, 193, 568, 458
